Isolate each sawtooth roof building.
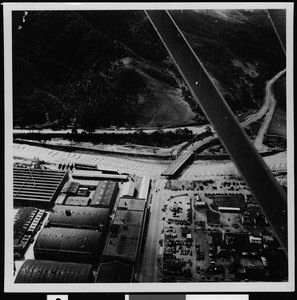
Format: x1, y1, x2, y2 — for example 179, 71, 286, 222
13, 167, 68, 208
15, 259, 94, 283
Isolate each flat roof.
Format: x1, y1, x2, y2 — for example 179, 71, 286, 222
118, 197, 146, 211
15, 259, 93, 283
64, 196, 90, 207
103, 209, 144, 260
72, 171, 128, 181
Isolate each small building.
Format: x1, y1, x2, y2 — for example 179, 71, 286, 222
61, 182, 80, 195
90, 181, 119, 212
96, 261, 134, 283
47, 205, 109, 231
195, 201, 206, 208
249, 235, 262, 245
55, 193, 67, 205
138, 176, 151, 200
34, 227, 104, 264
13, 167, 68, 208
72, 170, 128, 181
218, 206, 241, 213
74, 162, 98, 170
121, 180, 136, 197
15, 259, 94, 283
64, 196, 90, 207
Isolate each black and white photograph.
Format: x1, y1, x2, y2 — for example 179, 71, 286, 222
3, 2, 294, 293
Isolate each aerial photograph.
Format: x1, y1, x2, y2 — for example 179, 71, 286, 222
6, 4, 293, 291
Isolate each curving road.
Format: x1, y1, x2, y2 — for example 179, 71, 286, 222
162, 68, 286, 177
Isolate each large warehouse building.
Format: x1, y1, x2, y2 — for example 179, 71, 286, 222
13, 167, 68, 208
102, 196, 147, 266
90, 180, 119, 212
47, 205, 110, 231
34, 227, 104, 264
15, 259, 94, 283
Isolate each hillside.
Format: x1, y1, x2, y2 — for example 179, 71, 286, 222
12, 10, 285, 129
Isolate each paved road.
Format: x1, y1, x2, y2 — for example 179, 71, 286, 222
139, 179, 165, 282
162, 68, 286, 177
254, 69, 286, 150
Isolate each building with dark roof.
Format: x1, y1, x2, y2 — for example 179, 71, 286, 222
13, 167, 68, 208
102, 197, 147, 266
15, 259, 94, 283
96, 261, 134, 283
14, 207, 46, 258
34, 227, 104, 264
90, 181, 119, 212
47, 205, 109, 231
72, 170, 128, 181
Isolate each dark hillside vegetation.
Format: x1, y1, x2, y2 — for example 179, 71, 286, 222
12, 10, 285, 129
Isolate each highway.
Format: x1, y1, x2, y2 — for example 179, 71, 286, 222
162, 68, 286, 177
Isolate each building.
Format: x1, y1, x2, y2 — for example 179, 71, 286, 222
64, 196, 90, 207
96, 261, 134, 283
90, 181, 119, 212
47, 205, 109, 231
61, 181, 80, 195
102, 196, 147, 266
138, 175, 151, 200
121, 180, 136, 197
15, 259, 94, 283
14, 207, 46, 258
72, 170, 128, 181
13, 167, 68, 208
34, 227, 104, 264
218, 206, 241, 213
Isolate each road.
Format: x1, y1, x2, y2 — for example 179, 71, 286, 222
162, 68, 286, 177
139, 179, 165, 282
254, 69, 286, 150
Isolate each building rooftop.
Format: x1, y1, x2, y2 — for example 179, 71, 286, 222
47, 205, 109, 230
13, 167, 68, 207
64, 196, 90, 207
118, 197, 146, 211
15, 259, 93, 283
90, 181, 118, 207
34, 227, 103, 255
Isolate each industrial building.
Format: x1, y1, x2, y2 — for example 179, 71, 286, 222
15, 259, 94, 283
96, 261, 134, 283
90, 181, 119, 212
102, 196, 147, 266
138, 175, 151, 200
121, 180, 136, 197
61, 181, 80, 195
64, 196, 90, 207
13, 167, 68, 208
47, 205, 110, 231
72, 170, 128, 181
14, 206, 46, 258
34, 227, 104, 264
